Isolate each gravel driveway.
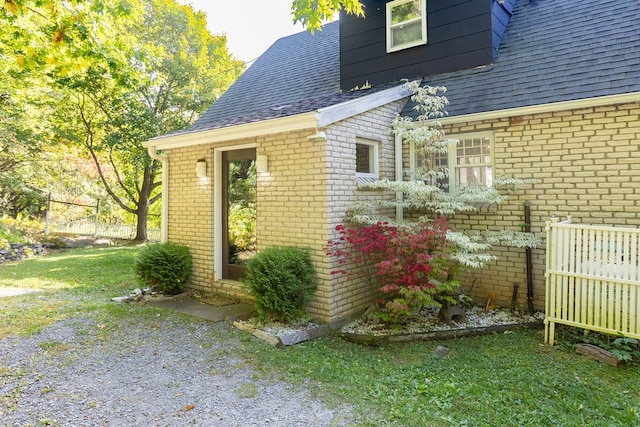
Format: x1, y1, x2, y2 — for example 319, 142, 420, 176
0, 314, 355, 426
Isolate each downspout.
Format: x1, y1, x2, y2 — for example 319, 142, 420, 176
147, 146, 168, 243
394, 133, 403, 222
524, 201, 534, 313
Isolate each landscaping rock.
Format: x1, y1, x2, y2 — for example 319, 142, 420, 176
434, 345, 451, 358
232, 321, 329, 347
340, 306, 545, 346
0, 243, 46, 265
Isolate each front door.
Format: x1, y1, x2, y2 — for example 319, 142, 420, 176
221, 148, 256, 280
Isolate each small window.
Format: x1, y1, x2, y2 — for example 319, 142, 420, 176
356, 139, 379, 179
415, 133, 494, 191
455, 136, 493, 187
386, 0, 427, 53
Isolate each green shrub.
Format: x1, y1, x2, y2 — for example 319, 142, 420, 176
0, 216, 43, 249
133, 243, 192, 295
244, 246, 318, 323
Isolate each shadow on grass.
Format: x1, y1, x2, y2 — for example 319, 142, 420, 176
0, 246, 140, 293
0, 246, 143, 336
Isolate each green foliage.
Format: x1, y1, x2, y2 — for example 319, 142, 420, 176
1, 248, 639, 426
242, 329, 640, 426
292, 0, 364, 33
244, 246, 318, 323
228, 159, 256, 252
228, 205, 257, 252
328, 220, 460, 324
134, 243, 192, 295
558, 327, 640, 364
346, 81, 541, 271
1, 0, 244, 237
0, 216, 43, 249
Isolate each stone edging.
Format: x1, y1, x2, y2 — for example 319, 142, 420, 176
339, 321, 545, 346
0, 243, 46, 265
232, 321, 330, 347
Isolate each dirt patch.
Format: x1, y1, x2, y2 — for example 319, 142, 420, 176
0, 287, 41, 298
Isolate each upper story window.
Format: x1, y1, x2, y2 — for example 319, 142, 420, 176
414, 133, 494, 191
356, 138, 379, 180
386, 0, 427, 53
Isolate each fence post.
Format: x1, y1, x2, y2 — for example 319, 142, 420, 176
94, 199, 100, 237
44, 193, 51, 235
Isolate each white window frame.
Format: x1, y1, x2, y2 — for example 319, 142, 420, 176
410, 132, 494, 191
355, 138, 379, 180
386, 0, 427, 53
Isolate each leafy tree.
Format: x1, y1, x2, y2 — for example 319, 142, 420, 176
2, 0, 244, 239
291, 0, 364, 32
347, 81, 541, 268
328, 82, 541, 321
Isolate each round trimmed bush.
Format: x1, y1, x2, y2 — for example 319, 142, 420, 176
244, 246, 318, 323
134, 243, 192, 295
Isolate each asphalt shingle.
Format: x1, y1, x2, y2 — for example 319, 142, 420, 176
187, 21, 342, 133
404, 0, 640, 118
175, 0, 640, 136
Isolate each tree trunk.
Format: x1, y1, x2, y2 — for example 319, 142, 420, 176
133, 164, 156, 241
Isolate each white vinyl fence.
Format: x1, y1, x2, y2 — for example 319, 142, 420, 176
544, 217, 640, 345
48, 221, 160, 241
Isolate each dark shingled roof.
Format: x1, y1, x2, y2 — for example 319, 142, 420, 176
182, 0, 639, 136
403, 0, 640, 119
187, 21, 342, 133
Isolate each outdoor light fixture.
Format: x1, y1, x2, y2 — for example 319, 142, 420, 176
195, 159, 207, 178
307, 131, 327, 142
256, 154, 269, 173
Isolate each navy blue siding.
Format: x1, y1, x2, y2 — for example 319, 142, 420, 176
491, 0, 515, 57
339, 0, 496, 90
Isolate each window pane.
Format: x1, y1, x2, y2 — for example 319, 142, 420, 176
455, 137, 492, 186
391, 0, 421, 24
417, 150, 449, 189
457, 166, 493, 186
356, 143, 371, 173
391, 20, 423, 47
457, 138, 491, 165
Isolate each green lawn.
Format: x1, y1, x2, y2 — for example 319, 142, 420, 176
1, 247, 638, 426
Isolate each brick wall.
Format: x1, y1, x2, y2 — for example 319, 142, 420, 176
325, 99, 407, 322
164, 100, 638, 323
165, 100, 406, 324
434, 102, 640, 311
254, 129, 332, 319
166, 144, 215, 295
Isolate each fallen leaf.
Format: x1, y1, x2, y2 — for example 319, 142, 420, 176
184, 404, 195, 411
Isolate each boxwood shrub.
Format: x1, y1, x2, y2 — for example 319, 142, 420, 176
244, 246, 318, 323
134, 243, 192, 295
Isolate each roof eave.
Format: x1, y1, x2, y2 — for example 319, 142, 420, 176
144, 82, 415, 151
439, 92, 640, 125
316, 81, 416, 127
143, 112, 319, 150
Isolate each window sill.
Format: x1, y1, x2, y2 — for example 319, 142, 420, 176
356, 175, 379, 186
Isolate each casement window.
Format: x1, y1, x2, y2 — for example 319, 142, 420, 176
414, 133, 494, 191
386, 0, 427, 53
355, 138, 379, 180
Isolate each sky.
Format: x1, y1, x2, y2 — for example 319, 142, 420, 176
177, 0, 307, 65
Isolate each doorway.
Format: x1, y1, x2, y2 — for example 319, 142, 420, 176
221, 148, 257, 280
